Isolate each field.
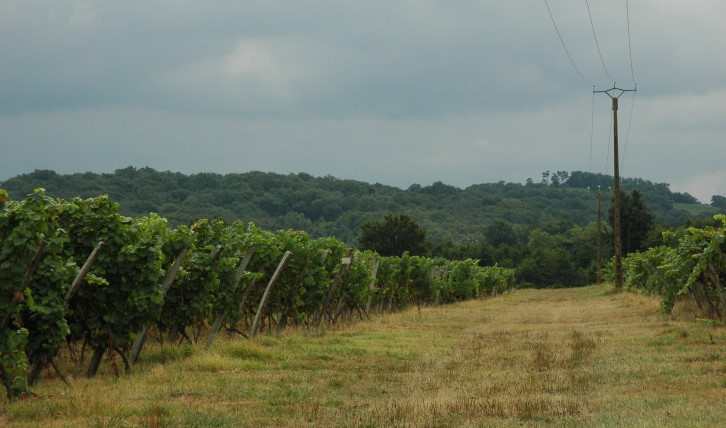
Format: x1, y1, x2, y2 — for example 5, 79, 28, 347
674, 203, 719, 216
2, 285, 726, 427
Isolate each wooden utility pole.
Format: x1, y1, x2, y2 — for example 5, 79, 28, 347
594, 84, 636, 290
596, 188, 602, 284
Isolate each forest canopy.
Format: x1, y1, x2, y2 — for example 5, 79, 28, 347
1, 168, 720, 246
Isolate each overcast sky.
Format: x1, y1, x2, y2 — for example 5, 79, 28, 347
1, 1, 724, 202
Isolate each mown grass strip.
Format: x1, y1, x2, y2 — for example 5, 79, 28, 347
2, 285, 726, 427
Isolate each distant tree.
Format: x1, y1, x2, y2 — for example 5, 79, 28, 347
711, 195, 726, 209
359, 213, 428, 256
550, 171, 569, 187
517, 248, 584, 288
484, 220, 518, 247
541, 171, 550, 185
608, 190, 655, 254
492, 244, 527, 269
527, 229, 564, 250
670, 191, 699, 204
420, 181, 460, 196
685, 216, 724, 229
429, 241, 495, 267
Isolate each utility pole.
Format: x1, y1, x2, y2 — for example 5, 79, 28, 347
596, 186, 602, 285
594, 84, 636, 290
588, 185, 603, 285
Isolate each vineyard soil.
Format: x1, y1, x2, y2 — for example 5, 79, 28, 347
2, 285, 726, 427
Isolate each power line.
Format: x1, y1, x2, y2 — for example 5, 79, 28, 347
589, 88, 595, 172
626, 0, 636, 85
604, 106, 612, 173
544, 0, 593, 86
585, 0, 614, 83
621, 90, 637, 174
621, 0, 639, 173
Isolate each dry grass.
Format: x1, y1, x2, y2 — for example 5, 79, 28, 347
2, 285, 726, 427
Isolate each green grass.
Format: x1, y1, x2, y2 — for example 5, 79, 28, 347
2, 286, 726, 427
674, 202, 719, 216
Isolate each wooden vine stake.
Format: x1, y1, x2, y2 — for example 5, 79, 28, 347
129, 245, 190, 363
206, 247, 255, 347
249, 251, 292, 338
276, 249, 331, 333
28, 241, 105, 386
333, 252, 356, 323
364, 259, 380, 316
64, 241, 105, 306
169, 245, 224, 344
315, 248, 353, 327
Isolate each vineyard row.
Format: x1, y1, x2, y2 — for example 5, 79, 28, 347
608, 214, 726, 319
0, 189, 516, 399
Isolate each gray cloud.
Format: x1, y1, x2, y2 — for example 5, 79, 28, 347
1, 1, 725, 202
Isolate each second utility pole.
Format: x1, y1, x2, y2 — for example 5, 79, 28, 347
594, 84, 636, 290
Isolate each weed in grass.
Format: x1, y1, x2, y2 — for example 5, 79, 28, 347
659, 327, 690, 339
143, 344, 195, 364
265, 383, 302, 406
90, 415, 135, 428
684, 352, 723, 363
256, 335, 283, 346
180, 408, 235, 428
7, 396, 67, 421
362, 396, 585, 426
328, 378, 345, 389
647, 336, 676, 347
695, 361, 726, 377
568, 370, 595, 392
139, 404, 169, 428
218, 342, 273, 360
299, 401, 324, 422
307, 353, 334, 361
531, 342, 558, 371
568, 330, 597, 366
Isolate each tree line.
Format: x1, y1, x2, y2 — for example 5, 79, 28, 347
1, 168, 721, 247
3, 167, 721, 290
359, 188, 661, 289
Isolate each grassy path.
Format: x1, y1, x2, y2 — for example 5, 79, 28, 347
2, 285, 726, 427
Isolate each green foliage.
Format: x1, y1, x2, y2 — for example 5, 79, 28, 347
619, 215, 726, 317
58, 196, 167, 352
517, 248, 583, 288
711, 195, 726, 209
0, 189, 78, 397
2, 169, 715, 251
0, 328, 29, 394
674, 203, 719, 216
359, 213, 428, 256
1, 189, 520, 397
622, 246, 677, 296
607, 190, 656, 255
484, 220, 519, 247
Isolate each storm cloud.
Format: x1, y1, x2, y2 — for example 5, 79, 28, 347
1, 1, 724, 202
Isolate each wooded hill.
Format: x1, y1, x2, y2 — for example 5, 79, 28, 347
1, 168, 720, 246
